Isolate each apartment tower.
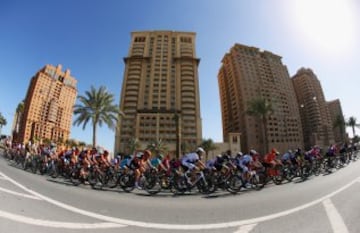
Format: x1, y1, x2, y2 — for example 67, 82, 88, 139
16, 64, 77, 143
218, 44, 303, 154
115, 31, 202, 154
327, 99, 345, 143
292, 68, 334, 149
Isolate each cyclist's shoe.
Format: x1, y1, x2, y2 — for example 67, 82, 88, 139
135, 182, 142, 190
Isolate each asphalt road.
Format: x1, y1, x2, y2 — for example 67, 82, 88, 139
0, 152, 360, 233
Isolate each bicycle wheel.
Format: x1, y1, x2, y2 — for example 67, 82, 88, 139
144, 174, 161, 195
171, 175, 187, 195
226, 174, 243, 193
119, 174, 135, 192
106, 173, 119, 189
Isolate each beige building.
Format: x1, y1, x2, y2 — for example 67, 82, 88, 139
327, 99, 345, 143
218, 43, 303, 155
292, 68, 334, 149
207, 133, 241, 160
115, 31, 202, 155
16, 64, 77, 144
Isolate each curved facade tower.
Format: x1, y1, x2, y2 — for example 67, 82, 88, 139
218, 44, 303, 154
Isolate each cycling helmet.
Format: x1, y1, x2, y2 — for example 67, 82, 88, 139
196, 147, 205, 153
136, 152, 143, 158
143, 150, 152, 158
249, 149, 257, 155
236, 152, 243, 157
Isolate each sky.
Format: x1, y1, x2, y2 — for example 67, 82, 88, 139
0, 0, 359, 151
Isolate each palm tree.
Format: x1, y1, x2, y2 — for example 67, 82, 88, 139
73, 86, 124, 147
247, 97, 273, 154
0, 112, 7, 136
333, 114, 345, 142
65, 138, 78, 148
12, 101, 24, 140
126, 137, 140, 155
346, 116, 360, 137
78, 141, 87, 148
181, 142, 189, 155
147, 139, 168, 155
200, 138, 217, 161
43, 138, 51, 145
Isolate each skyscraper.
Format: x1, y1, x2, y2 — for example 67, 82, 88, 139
16, 64, 77, 144
115, 31, 202, 155
218, 44, 303, 154
292, 68, 334, 149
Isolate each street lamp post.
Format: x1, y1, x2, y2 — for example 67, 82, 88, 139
173, 112, 181, 159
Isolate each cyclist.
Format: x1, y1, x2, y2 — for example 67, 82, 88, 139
133, 150, 151, 189
181, 147, 206, 184
150, 153, 167, 172
235, 152, 253, 187
325, 144, 337, 169
100, 149, 111, 168
206, 154, 219, 170
80, 148, 94, 179
120, 154, 132, 170
160, 154, 171, 175
264, 148, 282, 177
249, 149, 262, 168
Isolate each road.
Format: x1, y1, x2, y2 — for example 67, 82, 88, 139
0, 153, 360, 233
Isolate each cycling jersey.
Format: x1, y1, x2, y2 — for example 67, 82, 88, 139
129, 157, 140, 170
64, 150, 73, 159
281, 152, 293, 161
150, 157, 162, 168
264, 152, 276, 164
206, 158, 216, 169
236, 154, 252, 172
326, 145, 336, 157
181, 152, 199, 170
114, 155, 122, 165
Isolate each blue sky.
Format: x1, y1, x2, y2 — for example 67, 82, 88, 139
1, 0, 359, 151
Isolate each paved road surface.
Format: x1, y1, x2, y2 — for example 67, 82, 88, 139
0, 152, 360, 233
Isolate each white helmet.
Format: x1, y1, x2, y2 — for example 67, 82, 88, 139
250, 149, 257, 155
196, 147, 205, 153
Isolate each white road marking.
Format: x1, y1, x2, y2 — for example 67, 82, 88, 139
0, 171, 358, 230
233, 224, 257, 233
0, 209, 124, 229
323, 199, 349, 233
0, 186, 42, 200
0, 176, 7, 180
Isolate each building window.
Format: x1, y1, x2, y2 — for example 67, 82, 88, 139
232, 136, 238, 143
134, 37, 146, 42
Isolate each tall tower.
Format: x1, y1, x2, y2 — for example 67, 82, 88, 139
218, 44, 303, 154
16, 64, 77, 144
115, 31, 202, 155
292, 68, 334, 149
